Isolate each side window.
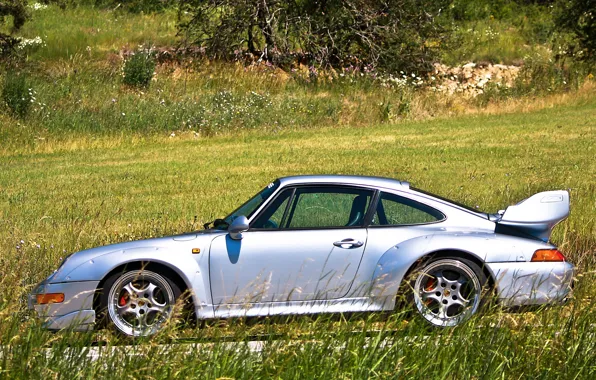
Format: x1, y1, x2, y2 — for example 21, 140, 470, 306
251, 188, 293, 229
372, 192, 444, 226
286, 187, 374, 228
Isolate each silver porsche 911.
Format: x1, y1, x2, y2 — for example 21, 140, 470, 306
29, 175, 574, 337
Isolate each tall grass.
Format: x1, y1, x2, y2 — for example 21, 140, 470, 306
1, 99, 595, 377
1, 292, 595, 378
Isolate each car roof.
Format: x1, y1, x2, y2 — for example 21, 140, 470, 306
278, 175, 410, 190
276, 175, 489, 220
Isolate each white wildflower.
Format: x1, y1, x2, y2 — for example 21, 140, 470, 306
17, 36, 45, 50
29, 3, 48, 11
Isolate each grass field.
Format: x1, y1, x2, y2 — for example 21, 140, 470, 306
1, 2, 596, 379
1, 94, 595, 378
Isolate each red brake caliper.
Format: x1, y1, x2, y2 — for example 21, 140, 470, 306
425, 277, 436, 291
119, 295, 127, 306
424, 277, 436, 305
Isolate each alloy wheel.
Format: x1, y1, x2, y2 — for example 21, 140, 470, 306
107, 270, 176, 337
413, 259, 483, 327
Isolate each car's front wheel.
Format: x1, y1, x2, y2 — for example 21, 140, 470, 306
100, 269, 180, 337
411, 258, 487, 327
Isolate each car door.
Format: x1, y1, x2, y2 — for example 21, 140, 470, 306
209, 185, 374, 304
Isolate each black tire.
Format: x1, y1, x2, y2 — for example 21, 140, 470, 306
408, 257, 488, 327
97, 269, 181, 337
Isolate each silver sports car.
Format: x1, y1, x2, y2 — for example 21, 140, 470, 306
29, 175, 574, 337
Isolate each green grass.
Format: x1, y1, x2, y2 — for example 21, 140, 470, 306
14, 5, 178, 61
440, 0, 564, 65
1, 3, 595, 378
442, 20, 537, 65
1, 97, 595, 378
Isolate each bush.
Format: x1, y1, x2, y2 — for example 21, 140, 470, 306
122, 49, 156, 88
555, 0, 596, 61
0, 0, 29, 58
2, 72, 32, 118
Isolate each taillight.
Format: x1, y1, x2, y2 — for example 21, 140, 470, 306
531, 249, 566, 262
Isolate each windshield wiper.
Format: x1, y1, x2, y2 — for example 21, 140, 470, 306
203, 218, 228, 230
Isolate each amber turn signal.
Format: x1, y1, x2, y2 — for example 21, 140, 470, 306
36, 293, 65, 304
531, 249, 566, 262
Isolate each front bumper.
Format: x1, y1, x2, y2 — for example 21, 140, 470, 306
486, 261, 574, 307
29, 280, 99, 331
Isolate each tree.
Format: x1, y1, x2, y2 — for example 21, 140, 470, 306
296, 0, 448, 74
0, 0, 28, 57
178, 0, 291, 62
178, 0, 449, 74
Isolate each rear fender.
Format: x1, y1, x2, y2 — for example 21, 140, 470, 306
370, 235, 434, 299
370, 233, 539, 300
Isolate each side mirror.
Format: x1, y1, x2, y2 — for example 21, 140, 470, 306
228, 215, 249, 240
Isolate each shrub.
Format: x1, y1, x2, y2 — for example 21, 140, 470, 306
2, 72, 32, 118
122, 49, 156, 88
555, 0, 596, 61
0, 0, 29, 58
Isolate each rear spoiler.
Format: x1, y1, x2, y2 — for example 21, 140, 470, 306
495, 190, 569, 242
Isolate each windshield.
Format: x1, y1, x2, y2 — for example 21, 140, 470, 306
219, 180, 281, 229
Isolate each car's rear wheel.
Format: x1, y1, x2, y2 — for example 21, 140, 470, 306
100, 270, 180, 337
411, 258, 487, 327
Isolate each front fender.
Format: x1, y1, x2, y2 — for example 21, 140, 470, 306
53, 247, 211, 318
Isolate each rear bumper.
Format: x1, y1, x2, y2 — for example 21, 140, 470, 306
486, 261, 574, 307
29, 280, 99, 331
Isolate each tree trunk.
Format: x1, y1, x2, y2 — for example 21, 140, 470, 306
256, 0, 277, 59
247, 25, 259, 56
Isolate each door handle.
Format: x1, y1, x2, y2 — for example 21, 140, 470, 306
333, 238, 364, 248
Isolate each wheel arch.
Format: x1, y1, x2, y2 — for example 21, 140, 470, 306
92, 260, 194, 318
401, 249, 496, 291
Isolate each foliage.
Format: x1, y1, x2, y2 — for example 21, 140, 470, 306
1, 71, 31, 117
122, 48, 156, 87
447, 0, 557, 21
178, 0, 449, 75
555, 0, 596, 61
0, 0, 28, 57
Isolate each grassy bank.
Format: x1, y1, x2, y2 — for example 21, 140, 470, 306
1, 97, 595, 377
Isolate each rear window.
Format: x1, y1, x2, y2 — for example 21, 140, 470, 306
411, 187, 488, 219
371, 192, 444, 226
